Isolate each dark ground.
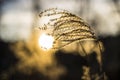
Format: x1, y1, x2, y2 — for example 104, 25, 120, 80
0, 35, 120, 80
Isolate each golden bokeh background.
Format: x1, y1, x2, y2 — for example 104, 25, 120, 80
0, 0, 120, 80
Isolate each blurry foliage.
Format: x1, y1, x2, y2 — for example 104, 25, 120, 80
0, 0, 120, 80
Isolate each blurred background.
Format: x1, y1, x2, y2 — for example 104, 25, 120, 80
0, 0, 120, 80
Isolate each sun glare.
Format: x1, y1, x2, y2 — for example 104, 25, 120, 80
38, 33, 54, 50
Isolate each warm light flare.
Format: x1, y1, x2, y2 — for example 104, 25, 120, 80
38, 33, 54, 50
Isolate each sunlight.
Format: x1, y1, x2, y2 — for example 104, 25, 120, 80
38, 33, 54, 50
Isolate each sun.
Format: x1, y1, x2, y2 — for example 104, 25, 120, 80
38, 33, 54, 50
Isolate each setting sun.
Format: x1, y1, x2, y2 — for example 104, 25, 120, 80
38, 33, 54, 50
